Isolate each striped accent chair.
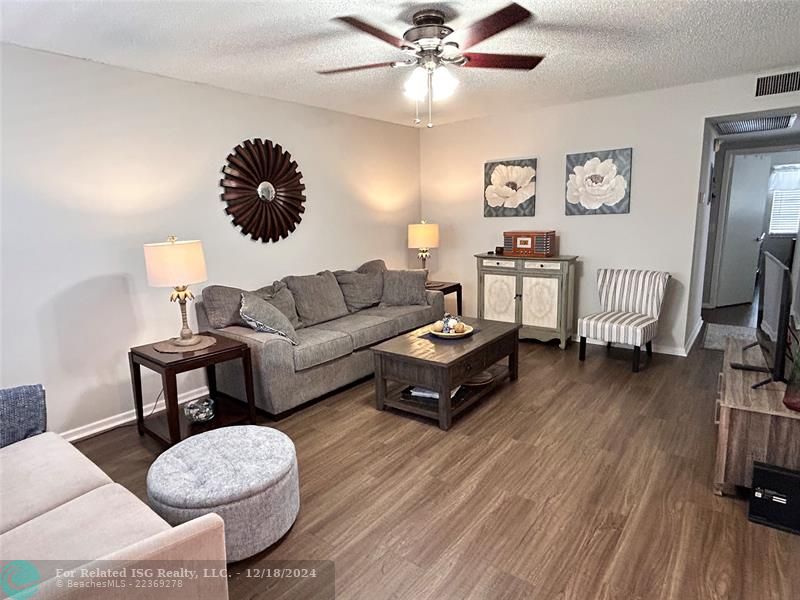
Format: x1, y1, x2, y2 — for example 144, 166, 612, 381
578, 269, 670, 372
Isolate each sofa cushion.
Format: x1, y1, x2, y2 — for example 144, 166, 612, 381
334, 270, 384, 312
259, 281, 303, 329
284, 271, 349, 326
0, 483, 170, 560
240, 292, 298, 344
381, 269, 428, 306
293, 327, 354, 371
578, 311, 659, 346
202, 284, 251, 328
359, 304, 436, 333
203, 282, 301, 329
357, 259, 387, 274
0, 432, 112, 533
315, 314, 398, 350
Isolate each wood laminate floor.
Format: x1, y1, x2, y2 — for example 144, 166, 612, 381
76, 341, 799, 600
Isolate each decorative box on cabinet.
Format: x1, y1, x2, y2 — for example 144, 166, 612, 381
476, 253, 578, 349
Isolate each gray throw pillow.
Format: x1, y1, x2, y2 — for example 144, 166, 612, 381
283, 270, 349, 326
240, 293, 298, 344
257, 281, 302, 330
381, 269, 428, 306
334, 270, 383, 312
202, 281, 301, 330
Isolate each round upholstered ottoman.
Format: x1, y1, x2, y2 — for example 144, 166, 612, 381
146, 425, 299, 562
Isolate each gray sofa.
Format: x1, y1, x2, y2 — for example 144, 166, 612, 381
196, 260, 444, 415
0, 385, 228, 599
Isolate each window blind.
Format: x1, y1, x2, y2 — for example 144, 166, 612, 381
769, 189, 800, 235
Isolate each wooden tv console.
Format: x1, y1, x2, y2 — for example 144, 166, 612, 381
714, 338, 800, 495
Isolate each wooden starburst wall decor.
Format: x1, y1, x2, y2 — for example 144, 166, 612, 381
219, 139, 306, 242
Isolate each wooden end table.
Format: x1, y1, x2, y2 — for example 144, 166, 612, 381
426, 280, 463, 315
128, 332, 256, 447
371, 318, 520, 430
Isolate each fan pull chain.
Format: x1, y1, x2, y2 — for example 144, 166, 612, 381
427, 68, 433, 128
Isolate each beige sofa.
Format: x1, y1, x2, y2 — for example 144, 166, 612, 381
0, 386, 228, 599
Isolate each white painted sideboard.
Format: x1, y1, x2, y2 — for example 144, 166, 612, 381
476, 253, 578, 349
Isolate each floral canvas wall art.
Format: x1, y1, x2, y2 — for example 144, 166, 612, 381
565, 148, 632, 215
484, 158, 537, 217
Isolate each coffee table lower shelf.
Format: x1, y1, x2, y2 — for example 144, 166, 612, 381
382, 363, 510, 424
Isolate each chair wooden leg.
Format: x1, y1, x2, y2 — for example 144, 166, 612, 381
632, 346, 641, 373
579, 337, 587, 361
646, 341, 653, 357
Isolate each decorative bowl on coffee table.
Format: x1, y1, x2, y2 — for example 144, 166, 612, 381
429, 324, 474, 339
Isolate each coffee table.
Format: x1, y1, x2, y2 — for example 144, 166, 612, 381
371, 318, 520, 430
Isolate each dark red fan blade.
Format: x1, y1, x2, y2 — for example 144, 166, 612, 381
462, 52, 543, 70
317, 61, 396, 75
335, 16, 405, 48
446, 3, 532, 50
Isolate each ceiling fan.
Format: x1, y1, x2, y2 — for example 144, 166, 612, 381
318, 3, 544, 127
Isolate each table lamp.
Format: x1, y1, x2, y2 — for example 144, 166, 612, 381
143, 236, 208, 347
408, 221, 439, 270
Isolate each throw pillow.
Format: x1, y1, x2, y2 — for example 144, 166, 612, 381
240, 293, 298, 344
381, 269, 428, 306
283, 270, 349, 326
256, 281, 303, 330
334, 270, 383, 312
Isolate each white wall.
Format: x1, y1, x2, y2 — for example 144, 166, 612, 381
686, 121, 717, 345
420, 70, 800, 354
1, 45, 421, 436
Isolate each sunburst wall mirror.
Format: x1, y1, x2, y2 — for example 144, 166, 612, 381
219, 139, 306, 242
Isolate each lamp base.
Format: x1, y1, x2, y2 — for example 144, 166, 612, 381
173, 335, 203, 347
154, 335, 217, 354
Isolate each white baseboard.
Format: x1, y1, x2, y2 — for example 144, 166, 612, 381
573, 336, 688, 357
685, 318, 704, 354
59, 386, 209, 443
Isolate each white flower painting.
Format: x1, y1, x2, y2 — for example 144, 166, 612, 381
484, 158, 536, 217
565, 148, 632, 215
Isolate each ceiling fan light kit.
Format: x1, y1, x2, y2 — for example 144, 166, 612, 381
320, 3, 544, 127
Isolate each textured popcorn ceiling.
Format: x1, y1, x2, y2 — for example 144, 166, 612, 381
2, 1, 800, 127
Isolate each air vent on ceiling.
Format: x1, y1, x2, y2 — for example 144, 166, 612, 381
714, 114, 797, 135
756, 71, 800, 97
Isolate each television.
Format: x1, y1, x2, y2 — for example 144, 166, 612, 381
730, 251, 794, 388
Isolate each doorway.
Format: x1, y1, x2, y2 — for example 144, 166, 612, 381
704, 147, 800, 327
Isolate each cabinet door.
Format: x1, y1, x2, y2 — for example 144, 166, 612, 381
521, 275, 560, 330
483, 273, 517, 322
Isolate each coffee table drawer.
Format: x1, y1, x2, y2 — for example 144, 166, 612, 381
449, 335, 515, 385
449, 355, 493, 384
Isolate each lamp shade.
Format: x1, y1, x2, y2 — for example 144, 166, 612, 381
408, 223, 440, 249
143, 239, 207, 288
